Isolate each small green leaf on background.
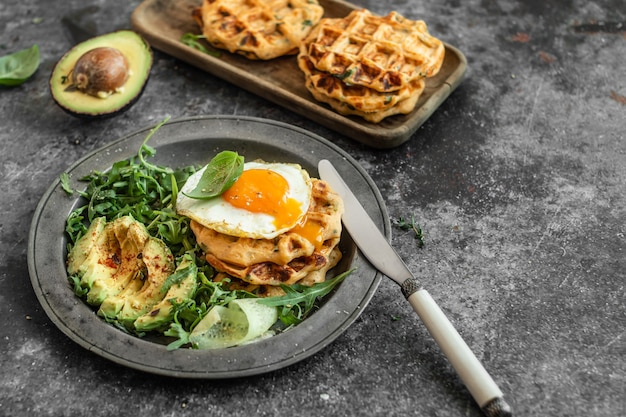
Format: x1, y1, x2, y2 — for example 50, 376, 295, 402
0, 44, 40, 86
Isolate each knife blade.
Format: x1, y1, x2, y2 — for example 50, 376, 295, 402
318, 159, 511, 417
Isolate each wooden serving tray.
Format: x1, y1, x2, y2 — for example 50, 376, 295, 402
131, 0, 467, 148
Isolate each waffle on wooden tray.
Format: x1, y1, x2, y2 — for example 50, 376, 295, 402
192, 0, 324, 60
298, 9, 445, 122
299, 54, 426, 123
187, 1, 451, 125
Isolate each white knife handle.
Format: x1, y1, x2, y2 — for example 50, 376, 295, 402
403, 282, 511, 416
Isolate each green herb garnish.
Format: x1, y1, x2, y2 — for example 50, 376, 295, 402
335, 68, 354, 81
396, 215, 425, 248
137, 116, 174, 175
180, 33, 220, 57
0, 44, 40, 86
0, 44, 39, 87
60, 172, 73, 196
259, 269, 353, 325
182, 150, 244, 199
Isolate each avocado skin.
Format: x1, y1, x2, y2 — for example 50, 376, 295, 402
49, 30, 153, 119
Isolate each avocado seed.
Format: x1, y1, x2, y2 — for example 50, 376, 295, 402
71, 47, 130, 97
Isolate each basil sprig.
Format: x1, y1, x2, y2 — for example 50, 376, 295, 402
0, 44, 40, 86
183, 151, 244, 199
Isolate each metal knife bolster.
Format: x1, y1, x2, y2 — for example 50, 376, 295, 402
400, 277, 424, 298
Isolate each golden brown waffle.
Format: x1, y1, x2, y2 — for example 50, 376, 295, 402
300, 9, 444, 92
299, 54, 424, 114
191, 179, 344, 287
193, 0, 324, 60
305, 77, 425, 123
213, 246, 342, 297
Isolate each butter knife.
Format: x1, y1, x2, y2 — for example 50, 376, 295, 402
318, 160, 512, 417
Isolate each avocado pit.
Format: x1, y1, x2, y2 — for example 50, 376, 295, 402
71, 47, 130, 98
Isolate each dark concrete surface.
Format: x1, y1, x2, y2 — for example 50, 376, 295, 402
1, 0, 625, 416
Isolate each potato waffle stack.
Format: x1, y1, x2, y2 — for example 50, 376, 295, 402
298, 9, 445, 122
190, 179, 344, 292
299, 54, 426, 123
193, 0, 324, 60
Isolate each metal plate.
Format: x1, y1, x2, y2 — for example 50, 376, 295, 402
130, 0, 467, 148
27, 116, 388, 378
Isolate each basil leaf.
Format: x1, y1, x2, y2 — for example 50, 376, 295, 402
0, 44, 40, 86
183, 151, 244, 199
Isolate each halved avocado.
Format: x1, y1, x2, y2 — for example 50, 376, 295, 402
49, 30, 152, 118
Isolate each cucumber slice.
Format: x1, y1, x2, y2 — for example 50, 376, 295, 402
189, 298, 278, 349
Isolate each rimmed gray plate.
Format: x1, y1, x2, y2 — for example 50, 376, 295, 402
27, 116, 389, 378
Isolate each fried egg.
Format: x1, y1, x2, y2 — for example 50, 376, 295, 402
177, 161, 312, 239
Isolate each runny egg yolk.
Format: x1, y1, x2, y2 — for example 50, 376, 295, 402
222, 169, 303, 230
291, 219, 325, 249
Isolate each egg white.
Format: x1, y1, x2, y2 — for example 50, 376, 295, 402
177, 161, 312, 239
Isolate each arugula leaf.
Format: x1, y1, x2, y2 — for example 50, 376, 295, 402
0, 44, 40, 86
65, 209, 88, 245
137, 116, 173, 175
160, 263, 196, 294
60, 172, 73, 196
259, 269, 354, 325
165, 322, 190, 350
68, 274, 89, 297
183, 151, 244, 200
193, 273, 249, 309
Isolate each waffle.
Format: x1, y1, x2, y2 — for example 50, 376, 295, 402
193, 0, 324, 60
305, 76, 425, 123
191, 179, 344, 287
300, 9, 444, 92
299, 54, 424, 115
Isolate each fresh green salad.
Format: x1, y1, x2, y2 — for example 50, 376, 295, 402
62, 119, 350, 350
